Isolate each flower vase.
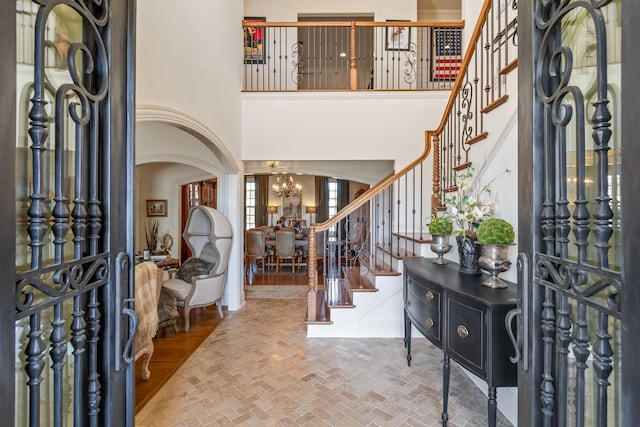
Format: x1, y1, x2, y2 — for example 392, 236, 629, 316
455, 235, 481, 275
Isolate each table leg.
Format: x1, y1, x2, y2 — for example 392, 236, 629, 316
488, 386, 497, 427
404, 311, 412, 366
442, 353, 450, 426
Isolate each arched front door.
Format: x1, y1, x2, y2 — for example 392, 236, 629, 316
518, 0, 639, 425
1, 0, 136, 424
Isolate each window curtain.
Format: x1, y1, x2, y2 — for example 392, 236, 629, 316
255, 174, 269, 226
315, 176, 329, 223
337, 179, 350, 211
337, 179, 351, 238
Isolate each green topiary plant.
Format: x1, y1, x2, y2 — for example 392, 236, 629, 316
428, 215, 453, 235
476, 218, 515, 244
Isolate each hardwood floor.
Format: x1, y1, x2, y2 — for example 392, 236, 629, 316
134, 267, 308, 413
135, 305, 224, 412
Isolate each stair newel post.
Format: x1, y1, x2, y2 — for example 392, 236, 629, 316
307, 226, 318, 321
431, 131, 443, 212
349, 21, 357, 90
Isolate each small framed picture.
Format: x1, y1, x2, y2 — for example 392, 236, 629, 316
146, 199, 167, 217
386, 21, 411, 51
244, 17, 266, 64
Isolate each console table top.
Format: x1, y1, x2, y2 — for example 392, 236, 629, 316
403, 257, 518, 306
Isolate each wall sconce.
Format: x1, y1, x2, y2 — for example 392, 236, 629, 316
305, 205, 317, 225
267, 205, 278, 226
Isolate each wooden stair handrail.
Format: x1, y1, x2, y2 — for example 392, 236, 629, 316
306, 0, 508, 323
242, 21, 465, 29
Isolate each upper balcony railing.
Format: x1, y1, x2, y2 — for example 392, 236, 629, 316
242, 20, 465, 92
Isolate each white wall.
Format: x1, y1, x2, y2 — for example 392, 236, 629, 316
245, 0, 417, 21
242, 91, 449, 170
136, 0, 245, 310
136, 0, 243, 164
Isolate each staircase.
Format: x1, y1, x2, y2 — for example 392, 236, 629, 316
306, 0, 519, 338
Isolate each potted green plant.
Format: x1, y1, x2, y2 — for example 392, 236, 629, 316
476, 218, 515, 288
428, 215, 453, 235
427, 214, 453, 264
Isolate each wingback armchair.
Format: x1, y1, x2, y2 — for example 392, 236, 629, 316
161, 206, 233, 332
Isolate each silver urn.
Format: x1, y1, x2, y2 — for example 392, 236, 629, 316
478, 244, 512, 288
430, 234, 452, 264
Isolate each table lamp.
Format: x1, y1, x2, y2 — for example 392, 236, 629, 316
267, 205, 278, 226
305, 206, 317, 226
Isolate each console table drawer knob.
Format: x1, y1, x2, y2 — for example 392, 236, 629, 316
457, 325, 469, 338
406, 298, 411, 306
426, 291, 434, 301
426, 317, 434, 328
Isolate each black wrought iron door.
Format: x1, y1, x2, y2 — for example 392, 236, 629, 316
517, 0, 639, 425
1, 0, 135, 425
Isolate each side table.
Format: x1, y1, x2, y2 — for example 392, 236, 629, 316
403, 258, 518, 427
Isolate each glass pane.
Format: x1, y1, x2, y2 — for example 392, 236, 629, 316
559, 1, 622, 425
562, 0, 621, 271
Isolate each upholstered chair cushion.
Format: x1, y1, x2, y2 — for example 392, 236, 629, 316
175, 257, 214, 281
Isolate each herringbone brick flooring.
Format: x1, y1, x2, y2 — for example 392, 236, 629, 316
135, 298, 513, 426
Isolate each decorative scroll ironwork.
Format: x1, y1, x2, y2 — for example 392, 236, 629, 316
460, 81, 474, 143
535, 254, 621, 317
291, 42, 303, 85
16, 254, 109, 317
402, 43, 417, 86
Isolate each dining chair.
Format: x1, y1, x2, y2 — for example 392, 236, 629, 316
275, 230, 300, 273
245, 229, 268, 274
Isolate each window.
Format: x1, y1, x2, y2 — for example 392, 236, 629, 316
328, 179, 338, 218
328, 179, 338, 235
245, 177, 256, 230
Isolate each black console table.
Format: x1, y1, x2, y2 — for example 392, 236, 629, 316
403, 258, 517, 426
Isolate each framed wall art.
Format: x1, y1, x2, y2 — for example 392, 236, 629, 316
244, 17, 266, 64
385, 20, 411, 51
282, 193, 302, 219
146, 199, 167, 217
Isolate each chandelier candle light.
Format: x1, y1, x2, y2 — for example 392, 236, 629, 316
272, 174, 302, 198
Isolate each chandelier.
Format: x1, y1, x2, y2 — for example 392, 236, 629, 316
272, 174, 302, 198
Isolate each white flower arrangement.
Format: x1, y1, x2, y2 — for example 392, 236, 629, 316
443, 166, 510, 237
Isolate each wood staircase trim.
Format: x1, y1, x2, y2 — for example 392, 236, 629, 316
480, 95, 509, 114
391, 231, 433, 244
305, 290, 333, 324
464, 131, 489, 146
500, 59, 518, 75
375, 243, 420, 259
344, 266, 377, 292
363, 253, 403, 276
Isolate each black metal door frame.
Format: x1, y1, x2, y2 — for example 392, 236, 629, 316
1, 0, 136, 424
0, 0, 18, 420
518, 0, 640, 425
